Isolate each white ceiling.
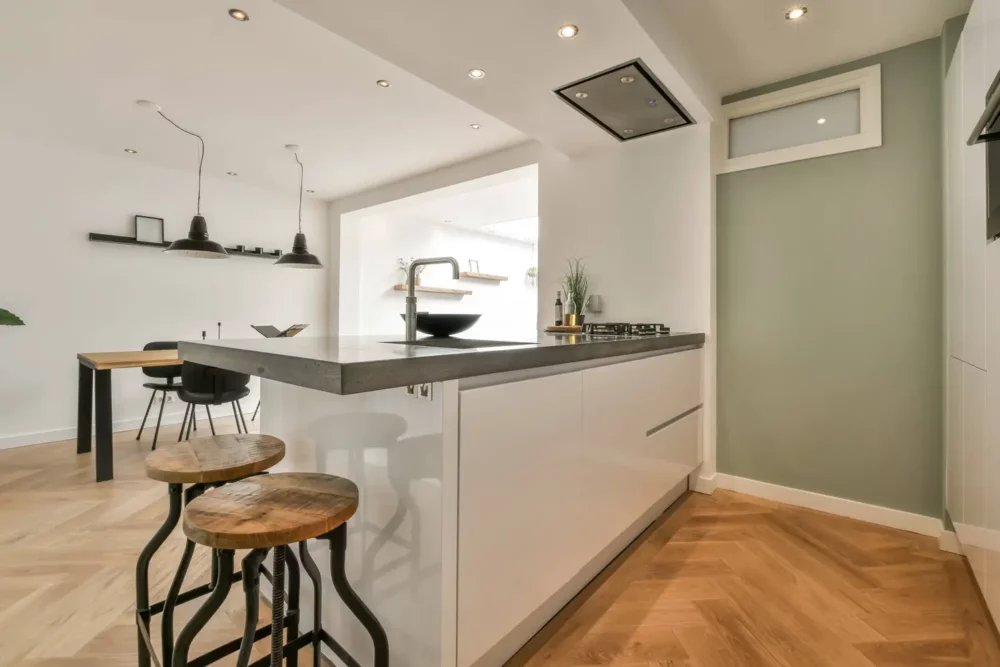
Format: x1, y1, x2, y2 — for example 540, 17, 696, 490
655, 0, 972, 98
0, 0, 526, 199
355, 165, 539, 242
276, 0, 716, 155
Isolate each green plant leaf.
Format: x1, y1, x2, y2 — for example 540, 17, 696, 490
0, 308, 24, 326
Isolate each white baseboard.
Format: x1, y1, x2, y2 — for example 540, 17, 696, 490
691, 471, 717, 495
939, 530, 963, 555
715, 473, 943, 538
0, 407, 256, 451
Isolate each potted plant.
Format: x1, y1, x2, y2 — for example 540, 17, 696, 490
562, 258, 589, 326
398, 257, 426, 286
0, 308, 23, 326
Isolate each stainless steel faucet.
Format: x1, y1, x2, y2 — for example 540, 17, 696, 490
405, 257, 461, 341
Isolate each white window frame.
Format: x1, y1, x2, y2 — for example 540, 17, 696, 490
720, 64, 882, 174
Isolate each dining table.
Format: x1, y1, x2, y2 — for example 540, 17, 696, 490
77, 349, 180, 482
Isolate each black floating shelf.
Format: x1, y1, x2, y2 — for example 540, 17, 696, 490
224, 247, 283, 259
88, 232, 170, 249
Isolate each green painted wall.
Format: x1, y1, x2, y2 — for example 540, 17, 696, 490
717, 38, 944, 518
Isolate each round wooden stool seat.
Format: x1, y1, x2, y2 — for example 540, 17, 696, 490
144, 433, 285, 484
182, 473, 359, 549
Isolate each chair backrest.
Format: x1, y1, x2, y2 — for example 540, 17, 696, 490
181, 362, 251, 402
143, 341, 181, 380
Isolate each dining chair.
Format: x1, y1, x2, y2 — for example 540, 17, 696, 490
176, 362, 252, 440
136, 341, 182, 450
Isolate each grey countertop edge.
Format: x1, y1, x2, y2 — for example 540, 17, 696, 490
179, 332, 706, 396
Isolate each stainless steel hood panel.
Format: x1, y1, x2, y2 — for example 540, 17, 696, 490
554, 59, 694, 142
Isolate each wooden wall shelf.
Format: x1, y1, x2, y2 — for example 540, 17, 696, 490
459, 272, 508, 282
392, 284, 472, 296
88, 232, 170, 249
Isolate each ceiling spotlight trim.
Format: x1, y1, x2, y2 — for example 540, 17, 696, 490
376, 79, 391, 88
226, 171, 238, 176
552, 58, 695, 143
786, 6, 807, 20
229, 8, 249, 21
124, 148, 138, 154
468, 68, 486, 79
470, 123, 481, 129
558, 24, 579, 39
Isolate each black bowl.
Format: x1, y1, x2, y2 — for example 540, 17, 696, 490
400, 313, 481, 337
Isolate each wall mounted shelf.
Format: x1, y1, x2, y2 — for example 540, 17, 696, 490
392, 284, 472, 296
88, 232, 170, 249
224, 247, 283, 259
459, 272, 508, 282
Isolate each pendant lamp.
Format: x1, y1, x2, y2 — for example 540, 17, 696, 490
275, 144, 322, 268
136, 100, 228, 259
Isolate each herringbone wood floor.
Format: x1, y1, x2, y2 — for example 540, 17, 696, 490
2, 419, 999, 667
511, 491, 1000, 667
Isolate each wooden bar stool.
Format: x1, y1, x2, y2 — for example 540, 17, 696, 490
174, 472, 390, 667
136, 433, 285, 667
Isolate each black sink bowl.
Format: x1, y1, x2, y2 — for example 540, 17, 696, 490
399, 313, 481, 337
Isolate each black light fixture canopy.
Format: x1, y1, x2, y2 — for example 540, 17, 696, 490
276, 145, 322, 269
136, 100, 229, 259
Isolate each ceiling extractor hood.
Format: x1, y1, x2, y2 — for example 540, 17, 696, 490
554, 59, 694, 142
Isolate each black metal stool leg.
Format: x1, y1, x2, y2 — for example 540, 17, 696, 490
136, 483, 182, 667
325, 525, 390, 667
237, 549, 269, 667
285, 545, 301, 667
137, 390, 156, 440
152, 391, 167, 450
173, 549, 235, 667
270, 545, 286, 667
178, 403, 191, 442
298, 541, 324, 667
161, 484, 207, 666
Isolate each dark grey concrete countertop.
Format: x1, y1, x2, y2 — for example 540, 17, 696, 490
179, 332, 705, 395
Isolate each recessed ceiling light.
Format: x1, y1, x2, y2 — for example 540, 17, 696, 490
575, 91, 589, 99
817, 117, 827, 124
622, 128, 634, 134
620, 75, 636, 84
470, 123, 481, 129
376, 79, 391, 88
226, 171, 238, 176
124, 148, 138, 154
786, 6, 807, 20
468, 68, 486, 79
306, 189, 315, 194
228, 8, 249, 21
558, 24, 579, 39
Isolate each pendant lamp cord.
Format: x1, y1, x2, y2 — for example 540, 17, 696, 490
293, 152, 304, 234
157, 111, 204, 215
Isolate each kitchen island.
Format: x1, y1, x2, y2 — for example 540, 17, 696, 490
180, 332, 706, 667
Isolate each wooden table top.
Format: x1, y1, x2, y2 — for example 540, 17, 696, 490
78, 349, 180, 371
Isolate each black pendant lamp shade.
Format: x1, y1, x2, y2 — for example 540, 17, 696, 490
164, 215, 228, 258
138, 100, 228, 259
276, 231, 322, 268
277, 145, 322, 268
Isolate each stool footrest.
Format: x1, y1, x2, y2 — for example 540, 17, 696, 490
245, 631, 315, 667
146, 570, 245, 616
320, 629, 363, 667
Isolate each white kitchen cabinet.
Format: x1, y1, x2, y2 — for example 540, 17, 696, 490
947, 357, 965, 523
962, 364, 986, 530
456, 349, 702, 667
946, 45, 965, 361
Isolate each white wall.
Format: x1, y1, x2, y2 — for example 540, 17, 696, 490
0, 133, 329, 449
341, 215, 537, 338
944, 0, 1000, 624
538, 124, 713, 333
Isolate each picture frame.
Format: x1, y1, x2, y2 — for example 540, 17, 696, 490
134, 215, 164, 244
468, 259, 480, 273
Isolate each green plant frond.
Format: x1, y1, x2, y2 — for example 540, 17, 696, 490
0, 309, 24, 326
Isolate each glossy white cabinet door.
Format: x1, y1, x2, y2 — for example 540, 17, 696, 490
457, 370, 584, 667
947, 357, 965, 524
946, 45, 965, 361
963, 0, 988, 369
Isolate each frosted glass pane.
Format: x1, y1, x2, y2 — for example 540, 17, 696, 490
729, 89, 861, 159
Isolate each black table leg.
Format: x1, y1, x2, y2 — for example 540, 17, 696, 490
95, 369, 113, 482
77, 363, 93, 454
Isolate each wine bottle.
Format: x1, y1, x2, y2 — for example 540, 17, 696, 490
555, 291, 563, 326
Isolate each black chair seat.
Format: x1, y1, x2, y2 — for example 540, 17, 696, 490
143, 381, 181, 392
179, 386, 251, 406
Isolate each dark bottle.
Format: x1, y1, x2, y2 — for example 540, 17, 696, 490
555, 291, 564, 326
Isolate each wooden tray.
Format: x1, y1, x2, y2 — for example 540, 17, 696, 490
545, 325, 583, 334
